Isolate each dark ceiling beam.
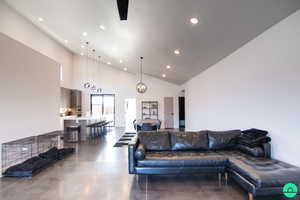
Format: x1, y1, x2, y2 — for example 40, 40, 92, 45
116, 0, 129, 20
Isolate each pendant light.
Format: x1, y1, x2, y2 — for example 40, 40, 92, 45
83, 82, 91, 89
91, 85, 97, 92
96, 88, 102, 93
136, 57, 147, 93
83, 42, 91, 89
90, 49, 97, 92
96, 55, 103, 93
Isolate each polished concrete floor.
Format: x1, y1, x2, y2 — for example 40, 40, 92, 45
0, 128, 288, 200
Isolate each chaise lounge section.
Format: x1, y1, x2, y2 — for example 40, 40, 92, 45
128, 130, 300, 200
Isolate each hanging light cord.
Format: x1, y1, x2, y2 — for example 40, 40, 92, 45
140, 57, 143, 82
92, 49, 96, 84
86, 42, 90, 82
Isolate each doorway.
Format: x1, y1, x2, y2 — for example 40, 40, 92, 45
178, 96, 185, 130
125, 98, 136, 132
91, 94, 115, 126
164, 97, 174, 129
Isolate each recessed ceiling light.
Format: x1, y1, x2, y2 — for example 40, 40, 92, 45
190, 17, 199, 24
107, 62, 111, 65
174, 49, 180, 55
64, 40, 68, 44
100, 25, 106, 30
38, 17, 44, 22
82, 32, 87, 37
120, 60, 123, 63
124, 67, 127, 71
81, 45, 85, 49
162, 74, 166, 78
166, 65, 171, 69
80, 52, 84, 56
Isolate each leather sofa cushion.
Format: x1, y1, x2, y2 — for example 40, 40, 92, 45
137, 151, 228, 167
170, 131, 208, 150
208, 130, 241, 150
223, 151, 300, 188
237, 145, 265, 157
138, 131, 171, 151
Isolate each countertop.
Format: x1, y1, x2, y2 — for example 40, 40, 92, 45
61, 115, 105, 121
61, 116, 106, 126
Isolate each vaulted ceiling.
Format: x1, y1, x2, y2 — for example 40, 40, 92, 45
5, 0, 300, 84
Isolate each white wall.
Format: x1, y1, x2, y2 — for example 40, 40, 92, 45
185, 10, 300, 167
72, 55, 180, 128
0, 33, 61, 170
0, 1, 181, 130
0, 1, 73, 88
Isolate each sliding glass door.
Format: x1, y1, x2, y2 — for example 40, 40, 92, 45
91, 94, 115, 126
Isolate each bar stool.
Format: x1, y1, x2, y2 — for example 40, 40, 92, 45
87, 123, 97, 139
96, 121, 105, 136
65, 124, 81, 143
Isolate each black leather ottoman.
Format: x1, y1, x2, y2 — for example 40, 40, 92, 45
136, 151, 227, 177
226, 151, 300, 199
137, 151, 228, 167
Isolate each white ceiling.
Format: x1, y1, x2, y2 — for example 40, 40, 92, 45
5, 0, 300, 85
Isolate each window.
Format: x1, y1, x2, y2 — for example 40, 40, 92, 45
91, 94, 115, 126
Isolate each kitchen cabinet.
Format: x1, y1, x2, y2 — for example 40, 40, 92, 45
70, 90, 82, 116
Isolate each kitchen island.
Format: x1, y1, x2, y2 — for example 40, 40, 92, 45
62, 116, 107, 140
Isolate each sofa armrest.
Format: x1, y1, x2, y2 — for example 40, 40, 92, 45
128, 135, 139, 174
262, 143, 271, 158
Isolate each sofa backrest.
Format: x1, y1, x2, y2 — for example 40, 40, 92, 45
138, 131, 171, 150
207, 130, 241, 150
170, 131, 208, 150
138, 129, 242, 151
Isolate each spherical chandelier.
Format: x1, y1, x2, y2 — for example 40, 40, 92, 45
90, 85, 97, 92
96, 88, 102, 93
84, 82, 91, 89
136, 82, 147, 94
96, 56, 103, 94
136, 57, 147, 94
83, 42, 91, 89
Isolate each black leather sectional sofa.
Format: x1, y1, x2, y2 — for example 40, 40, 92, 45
128, 130, 300, 200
